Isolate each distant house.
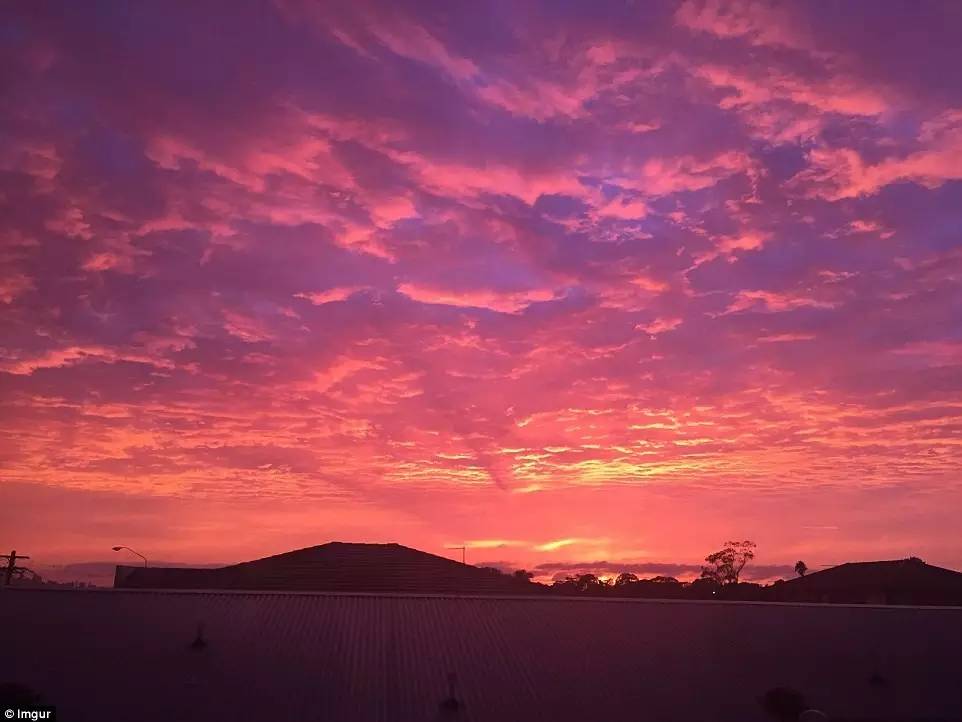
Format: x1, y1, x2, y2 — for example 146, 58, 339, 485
115, 541, 539, 595
770, 558, 962, 605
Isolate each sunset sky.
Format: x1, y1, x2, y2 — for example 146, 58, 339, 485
2, 1, 961, 581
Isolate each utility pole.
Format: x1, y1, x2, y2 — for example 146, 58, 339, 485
3, 549, 31, 586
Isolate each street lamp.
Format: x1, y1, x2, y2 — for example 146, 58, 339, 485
112, 545, 147, 567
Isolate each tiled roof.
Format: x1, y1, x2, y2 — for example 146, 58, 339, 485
2, 588, 961, 722
115, 542, 536, 594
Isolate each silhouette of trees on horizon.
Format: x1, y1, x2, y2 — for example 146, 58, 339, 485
478, 540, 773, 601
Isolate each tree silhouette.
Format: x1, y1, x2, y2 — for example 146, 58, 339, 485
794, 560, 808, 577
687, 576, 721, 598
701, 540, 756, 585
549, 573, 616, 595
576, 573, 598, 592
614, 572, 639, 587
649, 575, 680, 585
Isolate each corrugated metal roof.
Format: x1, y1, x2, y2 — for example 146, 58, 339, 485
2, 588, 960, 722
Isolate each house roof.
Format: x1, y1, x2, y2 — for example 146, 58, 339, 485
115, 542, 534, 595
775, 558, 962, 595
2, 588, 960, 722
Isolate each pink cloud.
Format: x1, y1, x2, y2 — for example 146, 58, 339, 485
0, 273, 33, 304
295, 286, 367, 305
889, 341, 962, 366
612, 150, 755, 196
3, 0, 962, 574
846, 219, 895, 239
0, 139, 61, 182
757, 333, 816, 343
145, 130, 353, 193
636, 317, 683, 336
365, 19, 480, 82
794, 111, 962, 199
724, 289, 838, 314
694, 63, 889, 118
222, 309, 276, 343
44, 207, 93, 240
308, 355, 389, 394
400, 153, 587, 205
397, 283, 561, 313
1, 345, 176, 376
477, 78, 591, 121
597, 195, 648, 220
675, 0, 811, 51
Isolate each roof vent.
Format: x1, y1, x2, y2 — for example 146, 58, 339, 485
189, 623, 207, 651
439, 672, 461, 714
868, 672, 890, 690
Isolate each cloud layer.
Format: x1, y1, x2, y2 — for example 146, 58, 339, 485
2, 1, 961, 573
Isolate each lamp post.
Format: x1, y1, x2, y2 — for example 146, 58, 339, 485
112, 545, 147, 567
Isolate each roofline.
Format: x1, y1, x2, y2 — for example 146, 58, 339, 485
777, 557, 962, 586
831, 558, 958, 569
222, 540, 469, 570
5, 586, 962, 611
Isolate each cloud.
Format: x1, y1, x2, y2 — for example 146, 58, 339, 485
534, 538, 582, 552
675, 0, 810, 51
295, 286, 368, 305
366, 19, 480, 82
307, 355, 389, 394
610, 150, 755, 197
597, 195, 648, 220
0, 273, 33, 304
723, 290, 838, 314
793, 115, 962, 199
3, 0, 962, 573
397, 283, 562, 314
636, 317, 682, 336
464, 539, 524, 549
0, 345, 176, 376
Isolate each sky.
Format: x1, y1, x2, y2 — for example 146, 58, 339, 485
2, 1, 962, 582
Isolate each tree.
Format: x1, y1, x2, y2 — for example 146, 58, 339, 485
686, 576, 721, 599
551, 576, 578, 594
513, 569, 534, 582
794, 560, 808, 577
574, 573, 605, 593
701, 540, 756, 586
648, 575, 680, 585
614, 572, 639, 587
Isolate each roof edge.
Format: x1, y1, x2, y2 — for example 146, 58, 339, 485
5, 586, 962, 611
